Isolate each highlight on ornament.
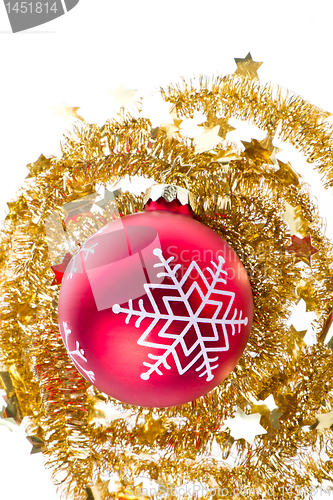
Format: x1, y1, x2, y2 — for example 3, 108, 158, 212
1, 52, 333, 500
57, 184, 253, 407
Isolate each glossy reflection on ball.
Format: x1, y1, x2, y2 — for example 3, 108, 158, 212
58, 199, 253, 407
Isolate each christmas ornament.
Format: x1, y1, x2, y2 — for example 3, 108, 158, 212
2, 57, 333, 499
58, 185, 253, 407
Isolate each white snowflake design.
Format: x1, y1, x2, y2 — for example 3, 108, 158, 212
62, 321, 95, 383
67, 240, 98, 280
113, 248, 248, 382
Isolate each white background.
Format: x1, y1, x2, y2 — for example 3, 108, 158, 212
1, 0, 333, 498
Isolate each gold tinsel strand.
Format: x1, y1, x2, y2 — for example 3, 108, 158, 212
1, 73, 333, 499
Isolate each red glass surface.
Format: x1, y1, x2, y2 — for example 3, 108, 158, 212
58, 202, 253, 407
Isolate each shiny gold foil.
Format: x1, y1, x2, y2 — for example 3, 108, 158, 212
1, 72, 333, 499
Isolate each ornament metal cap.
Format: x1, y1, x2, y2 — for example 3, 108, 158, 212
143, 184, 197, 211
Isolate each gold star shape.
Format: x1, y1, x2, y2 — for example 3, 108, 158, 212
213, 147, 240, 164
26, 154, 52, 178
96, 187, 122, 211
282, 202, 308, 236
276, 159, 301, 187
6, 195, 29, 221
88, 478, 112, 499
194, 126, 224, 153
224, 408, 267, 444
313, 409, 333, 431
160, 122, 181, 138
250, 395, 282, 430
179, 113, 207, 138
269, 408, 283, 430
288, 299, 317, 346
288, 325, 308, 357
234, 52, 263, 79
200, 113, 235, 139
241, 139, 274, 166
251, 394, 278, 412
259, 134, 282, 164
109, 83, 137, 108
286, 235, 318, 266
26, 435, 45, 454
139, 417, 167, 445
51, 103, 84, 121
160, 110, 183, 138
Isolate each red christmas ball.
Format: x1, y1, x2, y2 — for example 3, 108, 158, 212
58, 196, 253, 407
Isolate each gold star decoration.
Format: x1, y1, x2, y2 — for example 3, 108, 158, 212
287, 299, 317, 347
0, 372, 23, 424
193, 126, 224, 153
282, 202, 308, 236
286, 235, 318, 266
259, 134, 282, 164
288, 325, 308, 357
96, 187, 122, 211
63, 192, 100, 220
200, 113, 235, 139
241, 139, 274, 166
250, 395, 282, 430
160, 121, 181, 138
275, 159, 301, 187
51, 103, 84, 121
312, 409, 333, 431
234, 52, 263, 79
6, 195, 29, 222
26, 434, 45, 454
138, 417, 167, 445
159, 109, 183, 138
87, 478, 111, 500
26, 154, 52, 178
179, 113, 207, 138
213, 147, 240, 164
109, 84, 137, 109
224, 408, 267, 444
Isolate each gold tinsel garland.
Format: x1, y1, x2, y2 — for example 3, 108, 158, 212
1, 72, 333, 500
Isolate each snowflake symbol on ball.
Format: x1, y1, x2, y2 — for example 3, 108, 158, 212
113, 248, 248, 382
62, 321, 95, 383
